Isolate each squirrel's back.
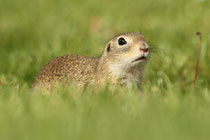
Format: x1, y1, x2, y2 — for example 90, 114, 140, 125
32, 55, 99, 89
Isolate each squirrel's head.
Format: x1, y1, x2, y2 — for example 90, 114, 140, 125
100, 32, 150, 76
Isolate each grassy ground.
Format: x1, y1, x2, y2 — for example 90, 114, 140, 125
0, 0, 210, 139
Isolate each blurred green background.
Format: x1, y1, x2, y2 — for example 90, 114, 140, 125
0, 0, 210, 139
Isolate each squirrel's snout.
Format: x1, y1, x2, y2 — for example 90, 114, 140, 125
139, 42, 149, 53
140, 48, 149, 53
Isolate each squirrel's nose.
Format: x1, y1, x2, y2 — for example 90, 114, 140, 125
140, 48, 149, 53
140, 42, 149, 53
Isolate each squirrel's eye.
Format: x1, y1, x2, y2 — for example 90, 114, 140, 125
118, 38, 127, 45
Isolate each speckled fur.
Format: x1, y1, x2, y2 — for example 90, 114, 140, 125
32, 32, 150, 90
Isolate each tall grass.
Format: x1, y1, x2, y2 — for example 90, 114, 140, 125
0, 0, 210, 139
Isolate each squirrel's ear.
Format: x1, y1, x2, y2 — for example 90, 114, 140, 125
104, 43, 111, 56
106, 43, 111, 53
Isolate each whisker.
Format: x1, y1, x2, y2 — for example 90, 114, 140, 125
146, 39, 165, 58
149, 44, 159, 47
148, 46, 164, 57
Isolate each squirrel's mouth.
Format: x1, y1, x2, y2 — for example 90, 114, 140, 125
133, 56, 147, 62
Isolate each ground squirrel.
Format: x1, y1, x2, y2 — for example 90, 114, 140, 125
32, 32, 150, 90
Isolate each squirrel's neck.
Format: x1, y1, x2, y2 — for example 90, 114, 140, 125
95, 57, 145, 88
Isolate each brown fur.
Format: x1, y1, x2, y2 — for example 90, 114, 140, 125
32, 32, 150, 90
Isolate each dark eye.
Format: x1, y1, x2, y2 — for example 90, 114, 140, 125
118, 37, 127, 45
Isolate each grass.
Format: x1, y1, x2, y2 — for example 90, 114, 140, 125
0, 0, 210, 139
